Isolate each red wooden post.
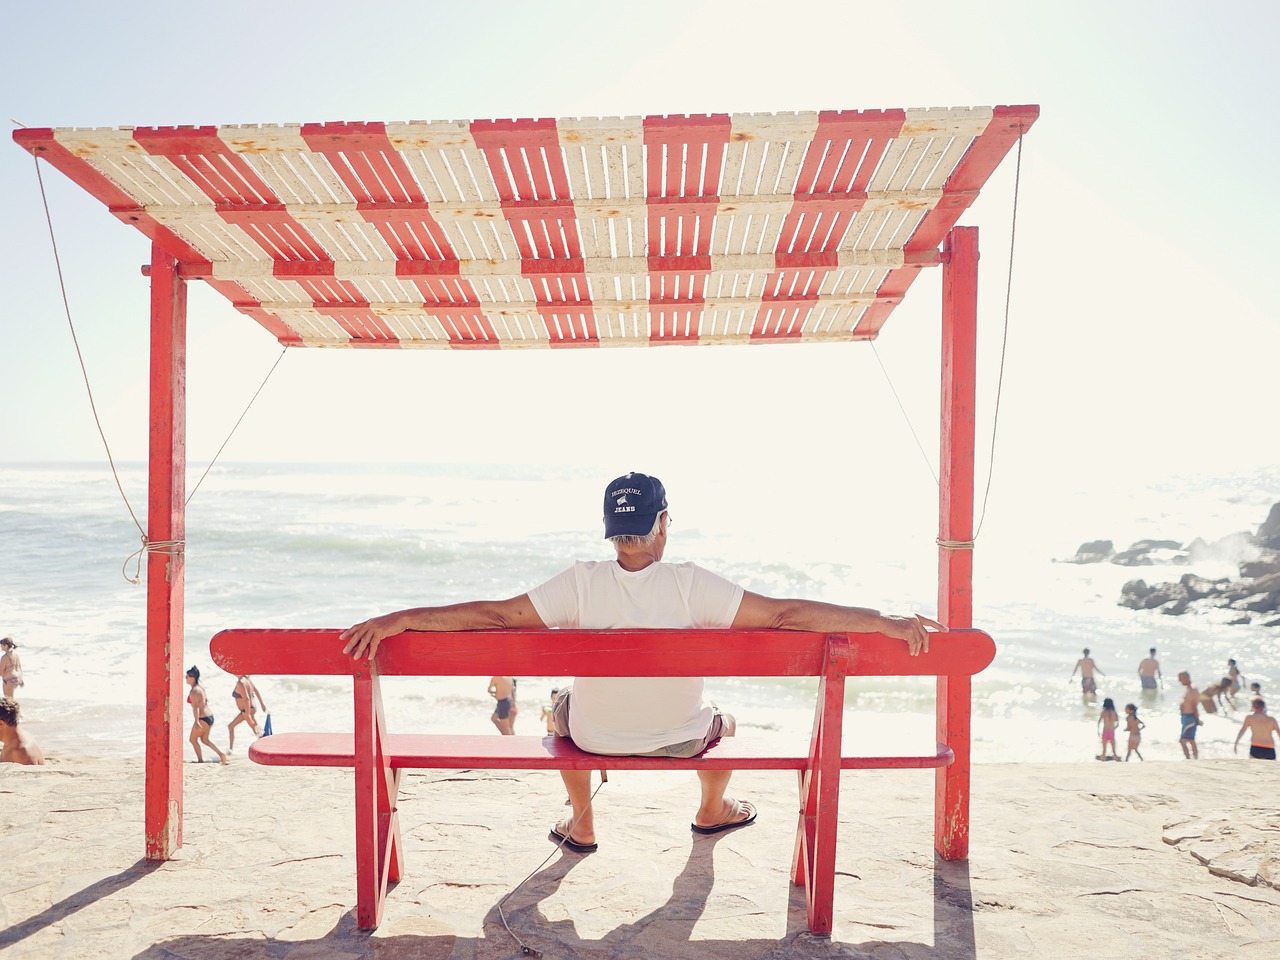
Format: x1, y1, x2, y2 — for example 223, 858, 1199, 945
145, 244, 187, 860
936, 226, 978, 860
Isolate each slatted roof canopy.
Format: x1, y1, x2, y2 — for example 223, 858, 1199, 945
15, 106, 1036, 350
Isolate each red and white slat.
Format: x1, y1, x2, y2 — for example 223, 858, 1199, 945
14, 106, 1036, 349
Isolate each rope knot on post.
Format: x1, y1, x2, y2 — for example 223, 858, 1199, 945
123, 536, 186, 584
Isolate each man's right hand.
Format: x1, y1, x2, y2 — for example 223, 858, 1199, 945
340, 613, 403, 661
879, 614, 946, 656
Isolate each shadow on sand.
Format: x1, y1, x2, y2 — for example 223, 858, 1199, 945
124, 840, 975, 959
0, 859, 163, 950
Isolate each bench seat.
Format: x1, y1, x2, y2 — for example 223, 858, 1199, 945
250, 731, 955, 771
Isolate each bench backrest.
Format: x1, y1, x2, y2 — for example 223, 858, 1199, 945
210, 628, 995, 679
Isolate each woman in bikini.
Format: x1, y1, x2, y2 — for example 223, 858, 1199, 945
185, 666, 227, 764
227, 675, 268, 751
1, 638, 23, 701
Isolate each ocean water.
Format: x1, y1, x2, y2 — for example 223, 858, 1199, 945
2, 461, 1277, 765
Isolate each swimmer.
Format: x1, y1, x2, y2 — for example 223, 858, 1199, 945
1178, 672, 1201, 759
1234, 699, 1279, 760
1071, 648, 1104, 699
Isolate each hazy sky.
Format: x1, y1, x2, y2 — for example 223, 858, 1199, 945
3, 1, 1277, 536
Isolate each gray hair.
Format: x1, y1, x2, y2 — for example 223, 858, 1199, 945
608, 511, 666, 549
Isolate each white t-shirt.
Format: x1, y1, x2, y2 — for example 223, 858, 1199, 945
527, 560, 744, 755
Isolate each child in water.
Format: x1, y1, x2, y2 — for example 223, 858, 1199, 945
1124, 703, 1145, 761
1097, 697, 1120, 760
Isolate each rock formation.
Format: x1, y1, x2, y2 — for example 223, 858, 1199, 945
1091, 502, 1280, 625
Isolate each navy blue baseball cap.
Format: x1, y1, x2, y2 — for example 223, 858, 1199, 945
603, 472, 668, 539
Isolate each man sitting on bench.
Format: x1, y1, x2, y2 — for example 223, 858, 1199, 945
340, 472, 943, 853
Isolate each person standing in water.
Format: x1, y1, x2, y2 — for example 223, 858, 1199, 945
1234, 699, 1279, 760
1178, 672, 1201, 760
1071, 648, 1104, 698
1137, 647, 1162, 692
185, 666, 227, 764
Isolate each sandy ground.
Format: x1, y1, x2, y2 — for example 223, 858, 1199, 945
1, 754, 1277, 959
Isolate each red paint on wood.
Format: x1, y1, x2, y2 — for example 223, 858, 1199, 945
353, 666, 403, 929
211, 627, 994, 680
215, 626, 991, 934
248, 732, 954, 771
471, 120, 599, 346
936, 226, 979, 861
642, 116, 731, 345
144, 245, 186, 861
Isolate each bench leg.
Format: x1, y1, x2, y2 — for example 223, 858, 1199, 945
355, 668, 403, 930
935, 675, 971, 860
790, 640, 846, 937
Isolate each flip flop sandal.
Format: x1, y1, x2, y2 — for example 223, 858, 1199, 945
549, 824, 598, 853
691, 799, 757, 835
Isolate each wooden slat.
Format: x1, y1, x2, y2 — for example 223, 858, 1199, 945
14, 107, 1037, 349
210, 627, 996, 679
248, 732, 955, 771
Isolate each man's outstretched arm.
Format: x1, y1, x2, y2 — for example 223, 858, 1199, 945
341, 594, 546, 660
730, 591, 944, 656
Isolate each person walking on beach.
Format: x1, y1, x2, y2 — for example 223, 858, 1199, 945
1097, 697, 1120, 760
1071, 649, 1103, 699
1124, 703, 1145, 761
1234, 699, 1279, 760
227, 675, 268, 751
1178, 672, 1202, 759
1, 637, 25, 701
1137, 648, 1162, 692
489, 676, 517, 735
185, 666, 227, 765
341, 471, 943, 852
0, 697, 44, 765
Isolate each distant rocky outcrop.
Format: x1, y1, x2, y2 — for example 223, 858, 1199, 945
1064, 537, 1188, 566
1103, 501, 1280, 625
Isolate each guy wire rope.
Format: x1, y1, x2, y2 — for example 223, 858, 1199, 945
32, 151, 288, 582
870, 123, 1025, 547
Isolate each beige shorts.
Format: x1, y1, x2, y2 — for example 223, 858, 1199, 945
551, 686, 735, 758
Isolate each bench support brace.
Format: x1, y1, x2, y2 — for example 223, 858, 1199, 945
354, 665, 404, 929
790, 634, 850, 936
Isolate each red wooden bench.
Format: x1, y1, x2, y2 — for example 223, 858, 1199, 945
210, 627, 995, 935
